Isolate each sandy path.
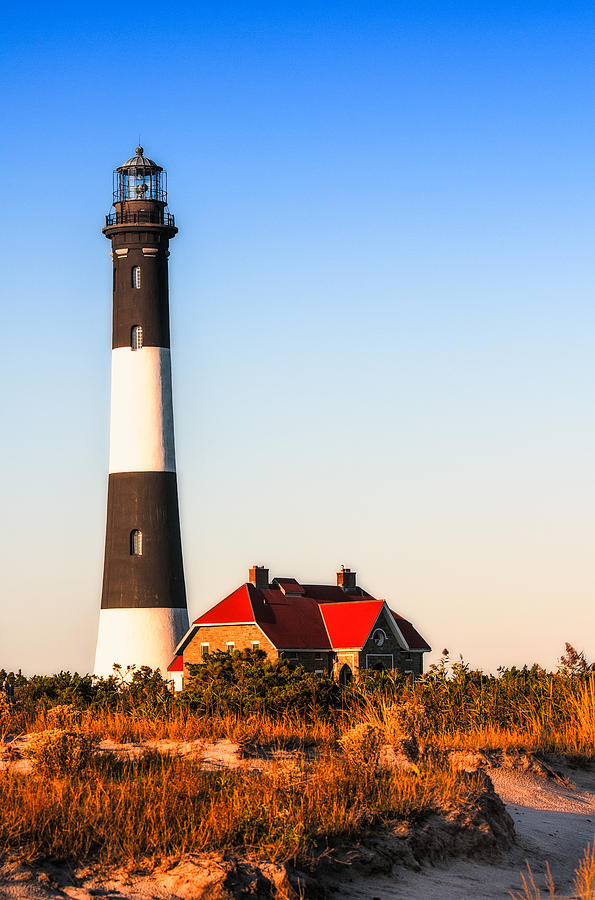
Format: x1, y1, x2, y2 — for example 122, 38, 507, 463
340, 765, 595, 899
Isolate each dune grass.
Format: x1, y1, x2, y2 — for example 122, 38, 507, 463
1, 662, 593, 876
3, 673, 594, 754
0, 750, 478, 867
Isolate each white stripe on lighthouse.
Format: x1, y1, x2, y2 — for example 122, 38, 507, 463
109, 347, 176, 474
94, 606, 189, 678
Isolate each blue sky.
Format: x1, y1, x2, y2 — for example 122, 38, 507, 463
1, 1, 594, 674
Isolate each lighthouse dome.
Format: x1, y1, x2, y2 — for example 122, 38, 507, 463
117, 147, 163, 173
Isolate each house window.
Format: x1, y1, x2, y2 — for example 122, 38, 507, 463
131, 325, 143, 350
251, 641, 260, 651
132, 266, 141, 289
226, 642, 235, 652
130, 529, 143, 556
200, 643, 209, 660
372, 628, 387, 648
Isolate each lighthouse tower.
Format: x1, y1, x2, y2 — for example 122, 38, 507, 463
94, 148, 189, 677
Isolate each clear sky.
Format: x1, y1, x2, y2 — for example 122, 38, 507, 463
1, 1, 594, 675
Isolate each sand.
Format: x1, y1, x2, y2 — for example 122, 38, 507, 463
339, 764, 595, 899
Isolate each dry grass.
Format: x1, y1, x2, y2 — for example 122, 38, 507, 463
372, 676, 595, 756
510, 841, 595, 899
0, 750, 477, 867
3, 706, 338, 748
574, 837, 595, 900
2, 670, 594, 879
3, 674, 594, 756
510, 862, 555, 899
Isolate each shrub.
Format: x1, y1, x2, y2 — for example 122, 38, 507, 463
182, 649, 342, 717
338, 723, 385, 773
25, 730, 95, 776
46, 704, 85, 729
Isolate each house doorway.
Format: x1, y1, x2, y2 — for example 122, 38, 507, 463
339, 664, 352, 685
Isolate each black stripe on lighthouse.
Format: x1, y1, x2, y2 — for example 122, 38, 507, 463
101, 472, 186, 609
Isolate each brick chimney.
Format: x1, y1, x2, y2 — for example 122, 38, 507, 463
337, 566, 356, 592
249, 565, 269, 589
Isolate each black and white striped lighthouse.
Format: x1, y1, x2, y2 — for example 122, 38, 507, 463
94, 148, 189, 677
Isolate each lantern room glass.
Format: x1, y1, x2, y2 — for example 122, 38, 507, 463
113, 167, 167, 204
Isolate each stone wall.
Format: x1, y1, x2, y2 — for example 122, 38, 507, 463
183, 624, 276, 672
181, 616, 424, 687
279, 650, 334, 674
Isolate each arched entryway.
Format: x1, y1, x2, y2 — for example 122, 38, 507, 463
339, 664, 352, 685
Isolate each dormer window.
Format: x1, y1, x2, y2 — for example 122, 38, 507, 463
131, 325, 143, 350
130, 529, 143, 556
132, 266, 141, 289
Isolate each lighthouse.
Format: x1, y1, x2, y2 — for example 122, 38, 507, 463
94, 148, 189, 677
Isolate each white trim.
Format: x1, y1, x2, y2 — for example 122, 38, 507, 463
115, 248, 128, 257
374, 602, 408, 650
174, 624, 198, 655
254, 621, 278, 648
336, 652, 357, 675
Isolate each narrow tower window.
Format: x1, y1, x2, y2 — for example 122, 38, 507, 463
130, 529, 143, 556
131, 325, 143, 350
131, 266, 141, 289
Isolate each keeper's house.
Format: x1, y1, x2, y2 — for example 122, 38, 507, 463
168, 566, 430, 690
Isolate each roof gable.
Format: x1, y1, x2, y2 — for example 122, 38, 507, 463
319, 599, 385, 649
193, 585, 254, 626
167, 655, 183, 672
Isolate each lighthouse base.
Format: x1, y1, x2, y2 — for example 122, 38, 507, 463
94, 606, 189, 678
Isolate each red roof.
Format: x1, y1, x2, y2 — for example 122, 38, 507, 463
319, 600, 384, 648
191, 578, 430, 653
194, 585, 253, 625
167, 655, 183, 672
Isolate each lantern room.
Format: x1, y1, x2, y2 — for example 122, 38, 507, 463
106, 147, 175, 229
114, 146, 167, 203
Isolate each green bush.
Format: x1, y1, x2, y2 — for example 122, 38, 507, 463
182, 649, 342, 717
